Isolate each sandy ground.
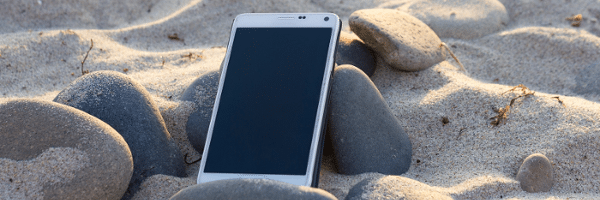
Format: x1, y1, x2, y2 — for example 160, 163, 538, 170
1, 0, 600, 199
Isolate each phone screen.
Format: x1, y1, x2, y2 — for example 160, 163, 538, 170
203, 27, 333, 175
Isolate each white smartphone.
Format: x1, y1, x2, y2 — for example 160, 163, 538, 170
196, 13, 341, 187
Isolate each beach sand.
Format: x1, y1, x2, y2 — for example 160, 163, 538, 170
1, 0, 600, 199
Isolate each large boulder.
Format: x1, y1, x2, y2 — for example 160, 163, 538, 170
0, 99, 133, 199
328, 65, 412, 175
53, 71, 185, 199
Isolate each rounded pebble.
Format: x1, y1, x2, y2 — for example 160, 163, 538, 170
516, 153, 554, 193
345, 176, 451, 200
53, 71, 185, 199
336, 32, 377, 76
169, 179, 337, 200
349, 9, 444, 71
328, 64, 412, 175
180, 69, 220, 153
0, 99, 133, 200
395, 0, 509, 39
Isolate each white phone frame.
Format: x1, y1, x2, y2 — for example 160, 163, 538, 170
197, 13, 341, 186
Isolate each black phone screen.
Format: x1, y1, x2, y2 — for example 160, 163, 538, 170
203, 28, 333, 175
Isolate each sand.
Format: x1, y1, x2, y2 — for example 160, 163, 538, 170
0, 147, 90, 199
1, 0, 600, 199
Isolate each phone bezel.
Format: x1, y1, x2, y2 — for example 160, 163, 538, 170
197, 13, 341, 186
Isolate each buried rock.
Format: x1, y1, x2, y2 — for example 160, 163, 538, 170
54, 71, 185, 199
169, 179, 337, 200
349, 9, 444, 71
0, 99, 132, 200
346, 176, 451, 200
328, 65, 412, 175
395, 0, 510, 40
336, 32, 377, 77
574, 62, 600, 95
516, 153, 554, 193
180, 69, 221, 153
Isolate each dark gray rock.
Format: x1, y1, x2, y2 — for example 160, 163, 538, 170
345, 176, 451, 200
169, 179, 337, 200
574, 62, 600, 95
328, 64, 412, 175
180, 70, 220, 153
394, 0, 509, 39
517, 153, 554, 193
0, 99, 132, 200
336, 32, 376, 77
53, 71, 185, 199
349, 9, 445, 71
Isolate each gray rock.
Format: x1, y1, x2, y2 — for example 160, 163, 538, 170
349, 9, 444, 71
169, 179, 337, 200
328, 65, 412, 175
0, 99, 133, 200
180, 70, 220, 153
53, 71, 185, 199
517, 153, 554, 193
395, 0, 509, 39
574, 62, 600, 95
346, 176, 451, 200
336, 32, 377, 77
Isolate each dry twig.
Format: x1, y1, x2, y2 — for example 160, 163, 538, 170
552, 96, 565, 106
440, 42, 466, 72
490, 84, 535, 126
168, 33, 181, 41
181, 52, 203, 61
81, 39, 93, 75
566, 14, 582, 27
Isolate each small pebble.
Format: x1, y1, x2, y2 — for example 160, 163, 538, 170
349, 9, 444, 71
516, 153, 554, 193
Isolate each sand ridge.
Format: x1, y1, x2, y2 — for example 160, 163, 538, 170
1, 0, 600, 199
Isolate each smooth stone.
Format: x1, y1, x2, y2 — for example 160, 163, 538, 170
328, 65, 412, 175
0, 99, 133, 200
169, 179, 337, 200
349, 9, 444, 71
53, 71, 185, 199
346, 176, 451, 200
336, 32, 377, 77
516, 153, 554, 193
574, 62, 600, 95
180, 70, 220, 153
395, 0, 509, 39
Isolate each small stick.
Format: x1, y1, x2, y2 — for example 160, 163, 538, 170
440, 42, 466, 72
552, 96, 565, 106
81, 39, 93, 75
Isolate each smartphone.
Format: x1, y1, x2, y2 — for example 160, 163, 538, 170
196, 13, 341, 187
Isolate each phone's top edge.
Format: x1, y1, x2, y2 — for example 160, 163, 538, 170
234, 13, 340, 20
